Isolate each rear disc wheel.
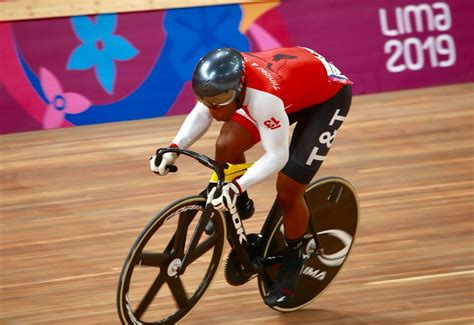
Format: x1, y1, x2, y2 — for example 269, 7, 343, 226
258, 177, 359, 312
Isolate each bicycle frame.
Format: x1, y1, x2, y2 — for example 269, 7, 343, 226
156, 147, 323, 287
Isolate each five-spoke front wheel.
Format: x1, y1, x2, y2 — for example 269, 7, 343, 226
117, 195, 226, 324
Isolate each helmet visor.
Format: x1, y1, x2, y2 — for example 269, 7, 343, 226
198, 89, 236, 108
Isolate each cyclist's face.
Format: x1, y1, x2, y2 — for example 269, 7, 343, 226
208, 101, 237, 121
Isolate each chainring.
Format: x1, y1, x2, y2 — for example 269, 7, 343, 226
224, 234, 261, 286
224, 250, 253, 286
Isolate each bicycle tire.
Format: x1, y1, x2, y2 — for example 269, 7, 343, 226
117, 195, 226, 324
257, 177, 359, 312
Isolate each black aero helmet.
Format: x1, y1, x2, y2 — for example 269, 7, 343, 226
192, 48, 245, 108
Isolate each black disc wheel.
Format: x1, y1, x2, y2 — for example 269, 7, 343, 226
117, 195, 226, 324
258, 177, 359, 312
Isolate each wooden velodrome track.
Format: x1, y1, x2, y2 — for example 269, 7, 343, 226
1, 83, 473, 324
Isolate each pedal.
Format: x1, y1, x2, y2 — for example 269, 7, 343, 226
261, 255, 283, 267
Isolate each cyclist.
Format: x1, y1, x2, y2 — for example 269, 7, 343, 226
150, 46, 352, 307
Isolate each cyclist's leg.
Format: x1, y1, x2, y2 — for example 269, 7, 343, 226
214, 119, 255, 163
214, 110, 259, 219
265, 85, 352, 306
277, 173, 309, 239
279, 84, 352, 237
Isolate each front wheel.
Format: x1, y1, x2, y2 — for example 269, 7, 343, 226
117, 195, 226, 324
258, 177, 359, 312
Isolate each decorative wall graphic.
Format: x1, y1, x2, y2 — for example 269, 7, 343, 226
1, 1, 473, 134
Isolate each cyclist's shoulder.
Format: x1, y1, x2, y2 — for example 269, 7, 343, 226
245, 88, 285, 112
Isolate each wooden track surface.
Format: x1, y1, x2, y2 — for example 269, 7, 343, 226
1, 83, 473, 324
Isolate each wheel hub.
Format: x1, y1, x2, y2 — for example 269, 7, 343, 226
167, 258, 182, 277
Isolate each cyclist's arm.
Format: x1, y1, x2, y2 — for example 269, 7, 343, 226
171, 102, 213, 149
236, 90, 289, 192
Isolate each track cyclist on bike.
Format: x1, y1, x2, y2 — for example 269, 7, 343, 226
150, 46, 353, 307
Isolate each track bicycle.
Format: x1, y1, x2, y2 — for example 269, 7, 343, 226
117, 147, 359, 324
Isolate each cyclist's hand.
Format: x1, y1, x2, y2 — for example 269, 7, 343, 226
150, 152, 177, 175
209, 182, 241, 212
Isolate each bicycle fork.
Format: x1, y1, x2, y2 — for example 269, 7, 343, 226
175, 203, 214, 275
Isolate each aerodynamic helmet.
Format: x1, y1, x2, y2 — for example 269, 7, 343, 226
192, 48, 245, 108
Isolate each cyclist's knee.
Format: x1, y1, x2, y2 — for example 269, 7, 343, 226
215, 133, 234, 155
215, 133, 243, 163
215, 121, 253, 163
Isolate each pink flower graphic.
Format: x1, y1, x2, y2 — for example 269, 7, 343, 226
247, 23, 282, 50
39, 67, 91, 129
